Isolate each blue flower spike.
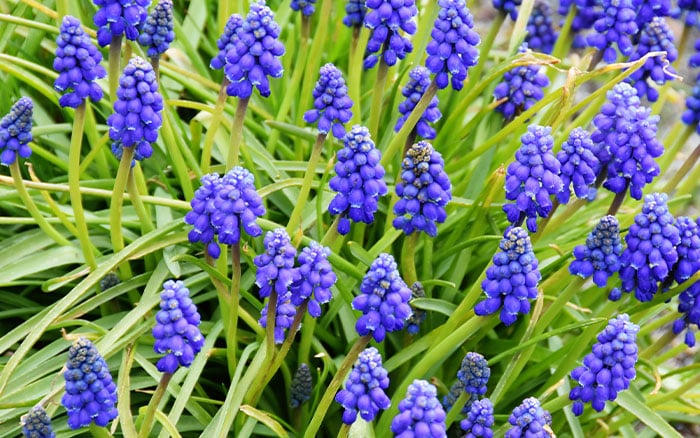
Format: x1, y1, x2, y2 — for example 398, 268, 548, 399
335, 347, 391, 424
493, 0, 522, 20
152, 280, 204, 373
570, 215, 623, 288
673, 216, 700, 284
475, 227, 541, 326
505, 397, 551, 437
0, 97, 33, 165
526, 0, 557, 54
93, 0, 151, 47
138, 0, 175, 58
54, 16, 106, 108
586, 0, 639, 63
344, 0, 367, 28
363, 0, 418, 69
303, 63, 353, 139
674, 280, 700, 347
21, 406, 55, 438
590, 82, 641, 169
626, 17, 677, 102
291, 0, 316, 16
395, 67, 442, 140
290, 363, 313, 408
211, 14, 244, 70
391, 379, 447, 437
569, 314, 639, 415
493, 45, 550, 121
556, 127, 599, 204
460, 399, 494, 438
291, 241, 337, 318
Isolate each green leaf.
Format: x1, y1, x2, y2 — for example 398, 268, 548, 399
410, 298, 456, 316
240, 405, 289, 438
616, 392, 683, 438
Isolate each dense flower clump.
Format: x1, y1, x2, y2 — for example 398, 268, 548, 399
526, 0, 557, 54
406, 282, 427, 335
61, 338, 118, 429
54, 16, 106, 108
391, 379, 446, 437
224, 1, 285, 98
493, 45, 550, 121
353, 253, 412, 342
0, 97, 33, 165
210, 14, 243, 70
586, 0, 639, 63
335, 347, 391, 424
107, 57, 163, 162
674, 281, 700, 347
673, 217, 700, 284
303, 63, 353, 139
591, 82, 640, 168
460, 399, 494, 438
290, 363, 313, 408
475, 227, 541, 325
626, 17, 677, 102
393, 141, 452, 237
559, 0, 599, 47
395, 67, 442, 140
570, 314, 639, 415
570, 215, 623, 288
291, 0, 316, 16
290, 241, 336, 317
93, 0, 151, 47
425, 0, 481, 90
502, 125, 562, 232
328, 125, 388, 235
21, 406, 55, 438
254, 228, 298, 300
506, 397, 551, 437
363, 0, 418, 69
138, 0, 175, 57
343, 0, 367, 27
556, 128, 599, 204
458, 352, 491, 397
152, 280, 204, 373
493, 0, 522, 20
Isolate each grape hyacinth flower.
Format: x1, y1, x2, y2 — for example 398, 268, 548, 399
61, 338, 118, 429
586, 0, 639, 63
683, 72, 700, 133
353, 253, 412, 342
626, 17, 677, 102
224, 1, 285, 98
458, 352, 491, 398
100, 273, 120, 291
93, 0, 151, 47
395, 67, 442, 140
673, 281, 700, 347
290, 363, 313, 408
526, 0, 557, 54
291, 0, 316, 16
138, 0, 175, 58
21, 406, 55, 438
0, 97, 33, 165
54, 16, 106, 108
152, 280, 204, 373
210, 14, 243, 70
570, 215, 623, 288
556, 128, 599, 204
634, 0, 671, 26
393, 141, 452, 237
425, 0, 481, 90
672, 217, 700, 284
291, 241, 337, 317
615, 193, 680, 302
460, 399, 494, 438
569, 314, 639, 415
559, 0, 599, 48
363, 0, 418, 69
591, 82, 641, 168
493, 0, 522, 20
328, 125, 388, 235
391, 379, 446, 437
254, 228, 299, 300
335, 347, 391, 424
184, 174, 223, 258
475, 227, 541, 326
343, 0, 367, 28
406, 281, 427, 335
502, 125, 562, 232
493, 45, 550, 121
443, 381, 468, 414
505, 397, 551, 437
303, 64, 353, 139
107, 56, 163, 161
674, 0, 700, 27
260, 294, 298, 343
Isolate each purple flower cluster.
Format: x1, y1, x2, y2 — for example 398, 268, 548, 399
210, 14, 243, 70
556, 128, 599, 204
363, 0, 417, 69
335, 347, 390, 424
353, 253, 412, 342
586, 0, 638, 63
138, 0, 175, 57
591, 82, 640, 168
458, 352, 490, 397
21, 406, 55, 438
526, 0, 557, 54
673, 217, 700, 284
184, 167, 265, 259
260, 295, 298, 343
108, 57, 163, 162
0, 97, 33, 165
54, 16, 106, 108
615, 193, 680, 302
634, 0, 671, 26
493, 0, 521, 20
683, 71, 700, 132
570, 215, 623, 288
328, 125, 388, 235
290, 363, 313, 408
570, 314, 639, 415
425, 0, 481, 90
475, 227, 541, 326
674, 0, 700, 26
393, 141, 452, 237
626, 17, 677, 102
93, 0, 151, 47
224, 1, 285, 98
152, 280, 204, 373
460, 399, 494, 438
391, 379, 446, 437
505, 397, 551, 437
559, 0, 599, 48
493, 46, 550, 121
291, 241, 337, 317
291, 0, 316, 16
502, 125, 562, 233
395, 67, 442, 140
674, 281, 700, 347
61, 338, 118, 429
343, 0, 367, 28
406, 282, 426, 335
303, 63, 353, 139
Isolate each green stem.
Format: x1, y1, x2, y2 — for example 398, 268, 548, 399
201, 81, 229, 173
9, 162, 71, 246
265, 289, 278, 367
607, 182, 628, 216
320, 216, 341, 247
444, 391, 470, 429
286, 133, 327, 236
663, 143, 700, 194
109, 35, 123, 101
551, 6, 575, 61
401, 233, 420, 286
150, 56, 160, 80
230, 242, 242, 373
110, 147, 135, 278
348, 27, 365, 126
337, 423, 350, 438
68, 103, 98, 270
368, 57, 390, 139
227, 97, 250, 169
56, 0, 68, 20
126, 169, 154, 234
303, 335, 371, 438
297, 313, 316, 366
137, 372, 172, 438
